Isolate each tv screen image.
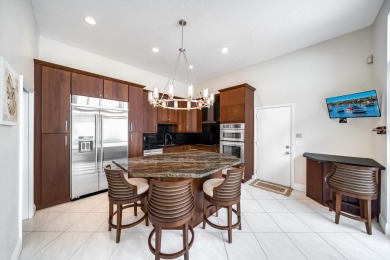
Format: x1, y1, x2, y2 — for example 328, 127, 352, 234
326, 90, 381, 119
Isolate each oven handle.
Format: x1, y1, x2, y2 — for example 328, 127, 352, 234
220, 141, 245, 147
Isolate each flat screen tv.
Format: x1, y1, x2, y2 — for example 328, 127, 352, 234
326, 90, 381, 119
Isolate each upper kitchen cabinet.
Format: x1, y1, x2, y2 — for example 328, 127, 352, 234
128, 85, 144, 132
103, 79, 129, 102
41, 66, 71, 134
143, 90, 157, 133
71, 73, 103, 98
219, 84, 255, 123
157, 106, 177, 124
202, 94, 220, 123
175, 102, 201, 133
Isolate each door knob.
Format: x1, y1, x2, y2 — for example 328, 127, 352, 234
286, 145, 290, 149
285, 151, 290, 155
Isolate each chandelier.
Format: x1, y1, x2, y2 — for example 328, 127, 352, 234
148, 19, 215, 110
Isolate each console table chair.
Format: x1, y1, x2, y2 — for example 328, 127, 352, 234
326, 163, 378, 235
104, 165, 149, 243
202, 168, 242, 243
147, 179, 195, 260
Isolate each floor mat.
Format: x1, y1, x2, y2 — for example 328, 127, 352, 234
250, 179, 293, 197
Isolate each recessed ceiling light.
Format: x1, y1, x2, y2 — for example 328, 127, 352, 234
221, 47, 229, 54
84, 16, 96, 25
152, 47, 159, 53
189, 65, 194, 69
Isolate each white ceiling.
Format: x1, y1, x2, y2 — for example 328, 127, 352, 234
31, 0, 383, 84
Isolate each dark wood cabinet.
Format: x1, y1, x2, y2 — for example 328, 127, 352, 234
220, 87, 246, 123
306, 158, 331, 205
129, 132, 143, 158
219, 84, 255, 182
175, 103, 201, 133
41, 66, 70, 134
128, 85, 144, 132
157, 106, 177, 124
143, 91, 158, 133
103, 79, 129, 102
220, 104, 245, 123
71, 73, 103, 98
41, 134, 70, 206
192, 145, 219, 153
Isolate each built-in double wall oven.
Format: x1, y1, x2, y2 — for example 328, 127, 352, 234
220, 123, 245, 163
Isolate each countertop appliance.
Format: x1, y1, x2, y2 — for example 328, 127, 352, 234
220, 123, 245, 163
71, 95, 128, 199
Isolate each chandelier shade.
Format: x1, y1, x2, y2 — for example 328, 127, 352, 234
148, 19, 215, 110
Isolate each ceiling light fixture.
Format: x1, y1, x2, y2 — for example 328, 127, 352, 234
221, 47, 229, 54
189, 65, 194, 69
148, 19, 214, 110
152, 47, 159, 53
84, 16, 96, 25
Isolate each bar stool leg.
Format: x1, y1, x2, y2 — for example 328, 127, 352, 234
364, 200, 372, 235
144, 197, 149, 226
202, 198, 207, 229
116, 204, 122, 243
134, 202, 138, 216
228, 205, 232, 243
155, 226, 162, 260
237, 202, 241, 230
335, 192, 342, 224
183, 223, 189, 260
108, 201, 113, 231
359, 199, 364, 218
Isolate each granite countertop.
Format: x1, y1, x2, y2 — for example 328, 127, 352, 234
303, 152, 385, 170
113, 150, 241, 178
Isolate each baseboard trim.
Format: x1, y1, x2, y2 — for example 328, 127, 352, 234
292, 183, 306, 192
379, 213, 390, 235
10, 238, 22, 260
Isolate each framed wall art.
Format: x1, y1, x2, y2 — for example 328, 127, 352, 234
0, 57, 19, 126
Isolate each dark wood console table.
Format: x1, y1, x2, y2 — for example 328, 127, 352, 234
303, 152, 385, 219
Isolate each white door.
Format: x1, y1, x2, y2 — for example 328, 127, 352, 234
255, 105, 292, 187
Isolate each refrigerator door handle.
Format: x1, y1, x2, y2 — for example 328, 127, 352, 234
100, 115, 104, 171
95, 114, 98, 173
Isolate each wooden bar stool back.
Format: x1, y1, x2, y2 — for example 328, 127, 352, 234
202, 168, 242, 243
147, 179, 195, 260
326, 163, 378, 235
104, 165, 149, 243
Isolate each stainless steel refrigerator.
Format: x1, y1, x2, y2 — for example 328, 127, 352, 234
71, 95, 128, 199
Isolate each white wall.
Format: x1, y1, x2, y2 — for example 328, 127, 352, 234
198, 27, 374, 187
38, 36, 188, 97
0, 0, 38, 259
373, 0, 390, 234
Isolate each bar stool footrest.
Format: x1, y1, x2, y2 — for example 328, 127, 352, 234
148, 226, 194, 259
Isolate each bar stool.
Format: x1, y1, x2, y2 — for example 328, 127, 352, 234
326, 163, 378, 235
104, 165, 149, 243
147, 179, 194, 260
202, 168, 242, 243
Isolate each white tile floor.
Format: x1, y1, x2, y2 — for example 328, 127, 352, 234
21, 182, 390, 260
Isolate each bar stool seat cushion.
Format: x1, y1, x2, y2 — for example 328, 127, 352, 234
203, 178, 224, 197
126, 178, 149, 194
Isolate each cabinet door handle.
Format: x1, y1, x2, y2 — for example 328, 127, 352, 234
65, 136, 67, 146
65, 120, 68, 131
130, 123, 133, 131
155, 124, 157, 131
130, 135, 132, 142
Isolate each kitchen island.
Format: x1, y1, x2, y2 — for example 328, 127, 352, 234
113, 150, 241, 227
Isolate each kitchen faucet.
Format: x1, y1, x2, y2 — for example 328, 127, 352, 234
164, 133, 173, 146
